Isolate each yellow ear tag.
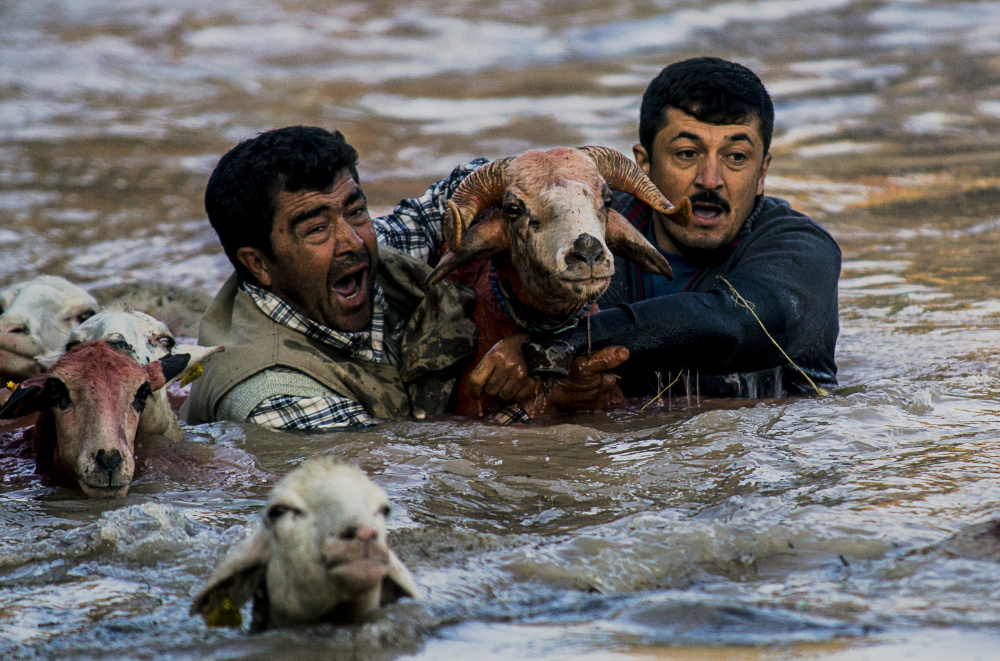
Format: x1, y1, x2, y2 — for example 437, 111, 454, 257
205, 596, 242, 628
5, 382, 17, 391
179, 363, 204, 387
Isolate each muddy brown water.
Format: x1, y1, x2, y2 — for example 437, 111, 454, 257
4, 1, 1000, 659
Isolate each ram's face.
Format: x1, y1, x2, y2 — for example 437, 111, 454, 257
503, 152, 615, 309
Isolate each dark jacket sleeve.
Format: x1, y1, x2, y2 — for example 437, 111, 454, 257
566, 207, 841, 376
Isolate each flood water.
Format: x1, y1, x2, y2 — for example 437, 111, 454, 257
4, 1, 1000, 659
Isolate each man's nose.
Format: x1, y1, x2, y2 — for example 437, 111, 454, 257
694, 156, 724, 190
333, 218, 365, 254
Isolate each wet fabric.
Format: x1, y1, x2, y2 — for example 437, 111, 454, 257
182, 246, 478, 425
638, 220, 701, 298
573, 193, 841, 398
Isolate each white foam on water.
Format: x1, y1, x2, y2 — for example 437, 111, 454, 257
356, 94, 636, 136
902, 111, 971, 134
798, 141, 879, 157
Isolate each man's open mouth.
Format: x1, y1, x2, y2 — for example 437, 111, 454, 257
331, 267, 367, 302
691, 203, 724, 221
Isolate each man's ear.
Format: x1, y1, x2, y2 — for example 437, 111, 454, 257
757, 152, 772, 196
632, 143, 651, 177
236, 247, 272, 288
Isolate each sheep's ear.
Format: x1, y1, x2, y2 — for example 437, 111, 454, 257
146, 345, 224, 391
380, 549, 423, 605
190, 527, 270, 627
0, 378, 47, 419
606, 209, 674, 280
425, 210, 509, 286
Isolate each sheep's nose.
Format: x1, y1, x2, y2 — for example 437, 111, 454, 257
566, 233, 605, 268
95, 449, 123, 475
340, 524, 378, 541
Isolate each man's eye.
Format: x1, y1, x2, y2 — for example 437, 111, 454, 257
304, 223, 329, 236
729, 153, 748, 164
676, 149, 697, 159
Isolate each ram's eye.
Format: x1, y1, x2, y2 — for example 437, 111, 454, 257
503, 202, 523, 218
132, 382, 152, 412
379, 504, 391, 518
75, 309, 95, 324
602, 185, 613, 208
156, 336, 175, 351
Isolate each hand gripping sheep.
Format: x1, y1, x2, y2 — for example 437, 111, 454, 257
425, 146, 691, 415
0, 340, 220, 498
190, 458, 421, 630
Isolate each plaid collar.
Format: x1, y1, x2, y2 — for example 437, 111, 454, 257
241, 281, 391, 364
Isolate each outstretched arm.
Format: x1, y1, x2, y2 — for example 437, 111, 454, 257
374, 159, 488, 264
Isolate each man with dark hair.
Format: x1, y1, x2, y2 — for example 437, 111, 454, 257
183, 126, 485, 429
464, 56, 837, 403
559, 56, 841, 398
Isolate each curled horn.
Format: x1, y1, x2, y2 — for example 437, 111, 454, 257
579, 146, 691, 227
444, 157, 512, 251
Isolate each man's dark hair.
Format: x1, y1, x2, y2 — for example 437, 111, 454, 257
639, 57, 774, 158
205, 125, 360, 282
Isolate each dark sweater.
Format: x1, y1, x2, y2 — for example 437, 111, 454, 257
566, 192, 841, 398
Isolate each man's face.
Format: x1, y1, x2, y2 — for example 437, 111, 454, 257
635, 107, 771, 254
240, 168, 377, 332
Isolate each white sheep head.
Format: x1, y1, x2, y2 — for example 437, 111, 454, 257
64, 308, 175, 366
191, 458, 422, 630
0, 276, 99, 381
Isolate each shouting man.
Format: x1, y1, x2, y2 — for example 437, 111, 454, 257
183, 126, 482, 429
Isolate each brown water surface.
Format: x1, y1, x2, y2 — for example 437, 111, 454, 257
3, 1, 1000, 659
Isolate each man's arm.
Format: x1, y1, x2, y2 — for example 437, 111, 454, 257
564, 215, 841, 376
374, 158, 489, 264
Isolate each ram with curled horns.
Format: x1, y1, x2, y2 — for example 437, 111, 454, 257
426, 146, 691, 417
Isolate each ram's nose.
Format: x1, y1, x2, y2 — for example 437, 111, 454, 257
566, 233, 605, 268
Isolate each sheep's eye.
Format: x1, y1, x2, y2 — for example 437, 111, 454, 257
64, 340, 81, 352
156, 336, 175, 351
379, 504, 391, 518
267, 504, 298, 523
75, 309, 95, 324
133, 382, 151, 412
44, 378, 71, 410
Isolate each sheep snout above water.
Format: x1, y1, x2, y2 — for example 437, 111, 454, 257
191, 458, 421, 630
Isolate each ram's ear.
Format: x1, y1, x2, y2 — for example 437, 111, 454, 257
606, 209, 673, 280
190, 527, 270, 628
0, 377, 48, 419
381, 548, 423, 605
425, 210, 509, 286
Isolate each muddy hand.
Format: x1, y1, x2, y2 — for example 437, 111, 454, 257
468, 333, 539, 403
544, 346, 629, 411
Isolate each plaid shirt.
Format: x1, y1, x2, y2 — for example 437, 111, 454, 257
244, 160, 506, 430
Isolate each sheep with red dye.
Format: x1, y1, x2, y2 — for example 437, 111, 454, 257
0, 341, 217, 498
426, 146, 691, 417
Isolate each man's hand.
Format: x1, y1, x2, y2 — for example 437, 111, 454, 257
540, 346, 629, 412
468, 333, 539, 403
